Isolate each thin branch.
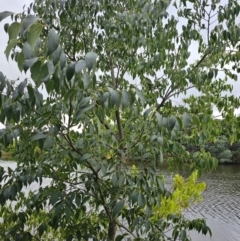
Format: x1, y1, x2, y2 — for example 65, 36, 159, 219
72, 21, 78, 61
110, 59, 124, 143
117, 222, 137, 239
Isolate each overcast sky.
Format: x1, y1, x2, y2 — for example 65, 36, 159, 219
0, 0, 239, 129
0, 0, 32, 80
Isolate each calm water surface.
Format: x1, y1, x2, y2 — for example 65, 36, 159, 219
1, 161, 240, 241
162, 164, 240, 241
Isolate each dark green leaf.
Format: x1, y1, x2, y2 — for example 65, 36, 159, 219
39, 63, 49, 82
22, 15, 39, 33
182, 112, 191, 128
75, 60, 86, 73
23, 42, 34, 60
17, 51, 24, 72
47, 29, 59, 55
180, 230, 186, 241
131, 190, 139, 204
23, 57, 38, 71
60, 52, 66, 69
83, 72, 90, 89
0, 11, 13, 22
0, 71, 6, 91
30, 60, 42, 82
136, 88, 145, 105
8, 22, 21, 40
66, 63, 75, 81
137, 193, 145, 208
79, 97, 91, 108
110, 89, 119, 106
121, 90, 129, 108
66, 234, 73, 241
112, 200, 124, 217
28, 22, 44, 49
85, 52, 97, 71
18, 79, 27, 95
4, 39, 18, 60
4, 23, 9, 33
30, 133, 47, 141
38, 223, 47, 237
52, 46, 62, 65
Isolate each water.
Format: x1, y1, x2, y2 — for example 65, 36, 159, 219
1, 161, 240, 241
185, 165, 240, 241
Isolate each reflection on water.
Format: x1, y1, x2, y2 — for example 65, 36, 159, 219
162, 164, 240, 241
1, 161, 240, 241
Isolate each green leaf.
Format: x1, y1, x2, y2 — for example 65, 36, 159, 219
85, 52, 97, 71
28, 22, 44, 49
112, 200, 124, 217
4, 23, 9, 33
135, 88, 145, 105
79, 97, 91, 108
8, 22, 21, 40
138, 193, 145, 208
82, 153, 91, 160
75, 104, 94, 121
66, 63, 75, 81
4, 39, 18, 60
144, 107, 152, 120
109, 89, 119, 106
47, 29, 59, 55
18, 79, 27, 95
182, 112, 191, 128
83, 72, 90, 89
180, 229, 187, 241
66, 234, 73, 241
157, 178, 164, 192
64, 89, 77, 101
0, 11, 13, 22
52, 46, 62, 65
60, 52, 66, 69
23, 57, 38, 72
39, 63, 50, 82
23, 42, 34, 60
156, 112, 162, 126
30, 133, 47, 141
17, 51, 25, 72
145, 206, 152, 218
112, 173, 118, 186
10, 184, 17, 200
38, 223, 47, 237
75, 60, 86, 73
44, 136, 53, 149
0, 71, 6, 92
22, 15, 39, 33
31, 60, 42, 82
121, 90, 129, 108
169, 116, 177, 130
47, 60, 55, 75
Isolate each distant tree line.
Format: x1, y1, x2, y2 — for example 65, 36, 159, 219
186, 118, 240, 164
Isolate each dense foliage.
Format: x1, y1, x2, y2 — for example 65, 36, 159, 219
0, 0, 240, 240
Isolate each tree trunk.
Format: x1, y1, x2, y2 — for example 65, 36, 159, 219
108, 219, 117, 241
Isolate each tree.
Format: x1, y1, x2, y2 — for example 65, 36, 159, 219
205, 135, 232, 163
0, 0, 240, 240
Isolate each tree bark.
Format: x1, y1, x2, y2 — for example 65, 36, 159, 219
108, 219, 117, 241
